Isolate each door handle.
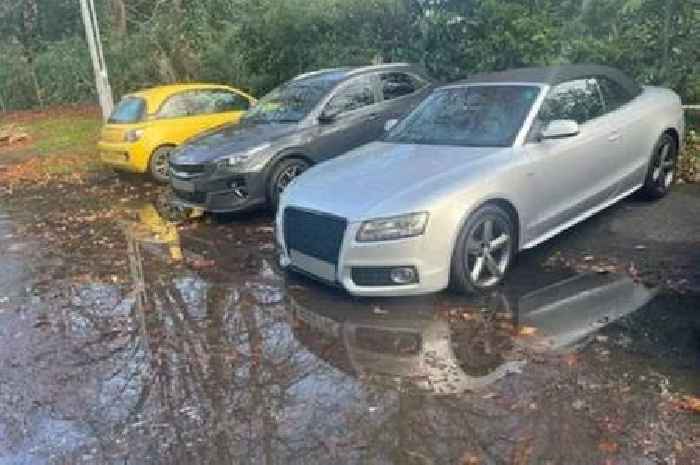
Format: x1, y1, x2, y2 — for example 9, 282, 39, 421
607, 132, 621, 142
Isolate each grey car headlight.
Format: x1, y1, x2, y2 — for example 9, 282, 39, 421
356, 212, 429, 242
217, 143, 272, 168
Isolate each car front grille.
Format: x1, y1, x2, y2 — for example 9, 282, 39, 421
284, 208, 347, 265
170, 162, 207, 178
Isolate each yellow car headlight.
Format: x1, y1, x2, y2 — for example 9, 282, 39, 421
124, 129, 144, 142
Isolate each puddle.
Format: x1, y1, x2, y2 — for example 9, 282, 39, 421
0, 202, 698, 464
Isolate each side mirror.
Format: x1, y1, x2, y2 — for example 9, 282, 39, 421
384, 118, 399, 132
318, 110, 338, 124
540, 120, 580, 140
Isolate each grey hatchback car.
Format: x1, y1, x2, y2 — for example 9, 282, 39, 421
168, 63, 432, 212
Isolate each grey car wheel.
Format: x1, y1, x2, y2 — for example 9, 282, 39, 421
450, 204, 515, 294
640, 133, 677, 200
268, 158, 310, 210
149, 146, 175, 183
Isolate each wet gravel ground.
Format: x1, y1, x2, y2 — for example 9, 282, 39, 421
0, 174, 698, 465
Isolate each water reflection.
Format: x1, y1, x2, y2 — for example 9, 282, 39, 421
287, 272, 655, 395
0, 201, 694, 465
122, 201, 184, 262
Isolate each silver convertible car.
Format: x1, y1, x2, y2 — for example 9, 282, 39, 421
276, 65, 685, 296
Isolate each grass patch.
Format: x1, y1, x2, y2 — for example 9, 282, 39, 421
29, 117, 102, 156
1, 106, 105, 184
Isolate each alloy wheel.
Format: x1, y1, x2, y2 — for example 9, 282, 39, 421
276, 164, 305, 194
651, 140, 675, 190
464, 216, 513, 288
152, 148, 173, 180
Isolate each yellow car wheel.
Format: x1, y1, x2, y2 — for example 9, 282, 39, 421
149, 145, 175, 183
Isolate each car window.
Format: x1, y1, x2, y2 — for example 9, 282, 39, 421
538, 78, 604, 124
201, 90, 251, 113
108, 97, 146, 124
324, 76, 376, 117
597, 76, 633, 112
380, 72, 427, 101
157, 91, 201, 119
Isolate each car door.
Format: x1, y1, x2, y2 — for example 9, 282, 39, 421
308, 74, 383, 162
596, 76, 647, 194
522, 78, 620, 243
149, 90, 217, 145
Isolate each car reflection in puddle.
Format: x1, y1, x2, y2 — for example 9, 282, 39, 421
287, 272, 656, 395
1, 202, 698, 465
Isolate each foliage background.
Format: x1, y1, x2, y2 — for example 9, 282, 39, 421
0, 0, 698, 111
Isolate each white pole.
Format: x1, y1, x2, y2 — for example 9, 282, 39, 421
80, 0, 114, 121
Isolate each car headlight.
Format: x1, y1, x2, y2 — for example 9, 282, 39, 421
124, 129, 144, 142
356, 212, 429, 242
217, 143, 272, 168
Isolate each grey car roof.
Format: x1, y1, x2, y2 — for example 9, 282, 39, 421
458, 64, 641, 97
292, 63, 424, 83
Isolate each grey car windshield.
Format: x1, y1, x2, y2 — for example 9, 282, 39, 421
243, 78, 338, 123
386, 85, 541, 147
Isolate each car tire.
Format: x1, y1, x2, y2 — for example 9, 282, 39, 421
267, 158, 310, 210
450, 204, 516, 295
148, 146, 175, 184
639, 133, 677, 200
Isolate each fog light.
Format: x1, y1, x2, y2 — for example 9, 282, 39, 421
390, 267, 417, 285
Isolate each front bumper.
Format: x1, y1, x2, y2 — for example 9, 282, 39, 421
277, 213, 452, 297
170, 169, 268, 213
98, 141, 148, 173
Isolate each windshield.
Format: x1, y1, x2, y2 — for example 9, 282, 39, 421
385, 85, 541, 147
243, 78, 337, 124
108, 96, 146, 124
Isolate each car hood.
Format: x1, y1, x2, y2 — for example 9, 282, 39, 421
284, 142, 509, 221
171, 121, 298, 164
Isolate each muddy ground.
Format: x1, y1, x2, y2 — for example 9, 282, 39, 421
0, 169, 699, 464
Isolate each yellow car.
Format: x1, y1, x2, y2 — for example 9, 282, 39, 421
98, 84, 256, 182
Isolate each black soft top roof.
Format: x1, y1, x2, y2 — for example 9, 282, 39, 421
457, 65, 641, 97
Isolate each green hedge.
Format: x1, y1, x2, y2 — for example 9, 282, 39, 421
1, 0, 697, 111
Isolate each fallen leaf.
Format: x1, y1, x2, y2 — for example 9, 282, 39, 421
459, 452, 481, 465
190, 258, 215, 269
673, 395, 700, 413
518, 326, 538, 336
592, 264, 617, 274
572, 399, 585, 411
598, 440, 619, 454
